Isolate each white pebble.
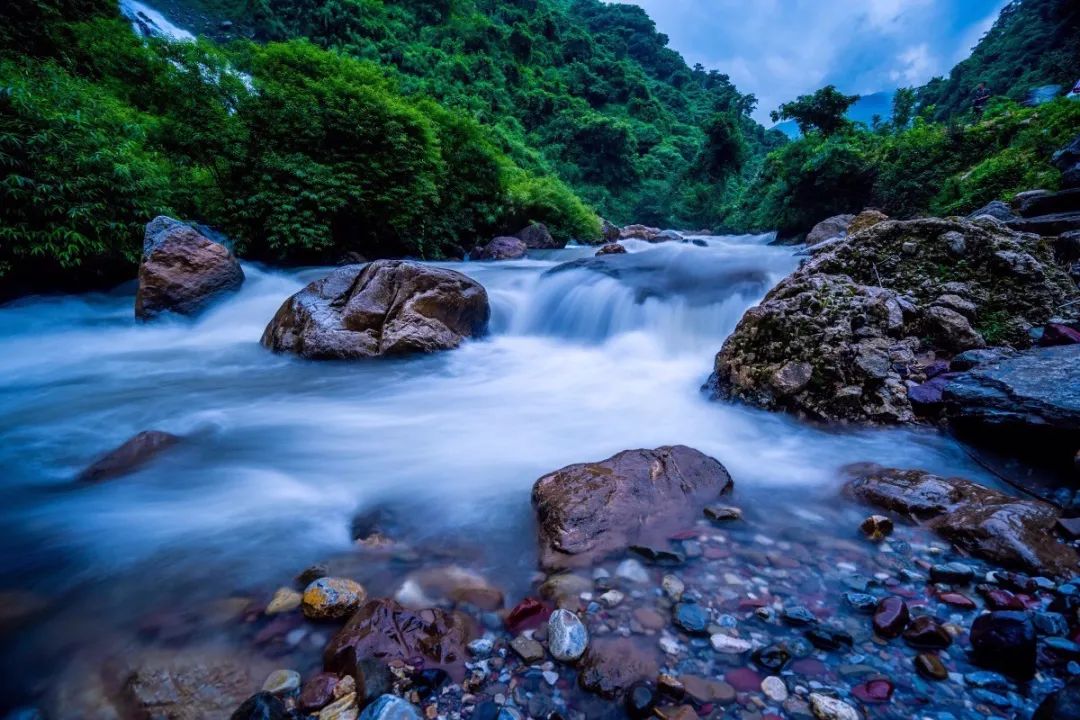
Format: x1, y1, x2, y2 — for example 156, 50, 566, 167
761, 676, 788, 703
709, 633, 752, 654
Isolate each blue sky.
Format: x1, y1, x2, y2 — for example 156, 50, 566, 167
622, 0, 1008, 123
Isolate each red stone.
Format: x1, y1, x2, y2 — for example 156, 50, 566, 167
505, 597, 551, 634
724, 668, 762, 692
738, 597, 769, 609
670, 529, 700, 540
852, 678, 894, 703
938, 592, 976, 609
981, 588, 1024, 611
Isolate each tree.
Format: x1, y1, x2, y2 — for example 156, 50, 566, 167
891, 87, 917, 130
697, 112, 747, 180
770, 85, 859, 137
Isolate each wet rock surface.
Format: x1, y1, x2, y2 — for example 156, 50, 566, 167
532, 446, 734, 569
76, 430, 180, 483
514, 223, 561, 250
473, 237, 527, 261
844, 464, 1079, 577
261, 260, 490, 359
711, 216, 1078, 423
135, 216, 245, 320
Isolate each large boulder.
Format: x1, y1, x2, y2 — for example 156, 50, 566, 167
472, 236, 526, 261
805, 214, 854, 247
77, 430, 180, 483
944, 344, 1080, 472
601, 219, 621, 243
532, 446, 733, 570
135, 216, 244, 320
515, 223, 563, 250
261, 260, 489, 360
322, 599, 475, 683
619, 225, 662, 242
844, 464, 1079, 578
712, 216, 1078, 423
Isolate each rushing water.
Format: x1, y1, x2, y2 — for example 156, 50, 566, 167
0, 235, 994, 709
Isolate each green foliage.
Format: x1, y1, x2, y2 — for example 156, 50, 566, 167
918, 0, 1080, 121
891, 87, 917, 130
770, 85, 860, 137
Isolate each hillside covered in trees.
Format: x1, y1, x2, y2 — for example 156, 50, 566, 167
2, 0, 1079, 296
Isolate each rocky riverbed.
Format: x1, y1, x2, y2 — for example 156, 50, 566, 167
1, 222, 1078, 720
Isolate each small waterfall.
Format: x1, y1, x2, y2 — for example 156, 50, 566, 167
118, 0, 195, 42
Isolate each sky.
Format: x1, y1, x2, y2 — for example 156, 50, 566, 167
622, 0, 1009, 123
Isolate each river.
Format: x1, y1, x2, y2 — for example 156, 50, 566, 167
0, 235, 997, 711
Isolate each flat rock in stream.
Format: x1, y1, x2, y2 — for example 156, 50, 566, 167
77, 430, 180, 483
844, 464, 1078, 578
261, 260, 489, 359
532, 446, 733, 570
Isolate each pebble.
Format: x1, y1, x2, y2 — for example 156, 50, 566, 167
970, 611, 1036, 679
547, 609, 588, 662
903, 616, 952, 650
859, 515, 893, 541
598, 590, 624, 608
915, 653, 949, 681
659, 635, 684, 655
704, 504, 743, 522
808, 692, 860, 720
842, 592, 877, 614
510, 635, 545, 664
752, 645, 791, 672
673, 602, 710, 635
302, 577, 367, 621
468, 637, 494, 658
930, 562, 975, 584
261, 669, 301, 695
805, 625, 853, 651
872, 596, 909, 638
661, 574, 685, 601
761, 676, 788, 703
616, 559, 651, 584
320, 692, 358, 720
781, 606, 817, 626
710, 633, 753, 654
625, 682, 656, 719
265, 587, 302, 615
357, 694, 422, 720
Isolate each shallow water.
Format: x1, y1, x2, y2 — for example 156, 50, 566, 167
0, 235, 994, 708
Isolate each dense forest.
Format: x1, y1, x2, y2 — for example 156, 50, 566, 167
1, 0, 1079, 295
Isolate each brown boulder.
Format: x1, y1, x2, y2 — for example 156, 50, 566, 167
595, 243, 627, 256
619, 224, 662, 242
532, 446, 733, 570
515, 223, 563, 249
261, 260, 489, 360
472, 236, 527, 261
844, 464, 1079, 578
135, 217, 244, 320
847, 209, 889, 236
322, 599, 475, 682
77, 430, 180, 483
578, 638, 659, 699
601, 219, 621, 243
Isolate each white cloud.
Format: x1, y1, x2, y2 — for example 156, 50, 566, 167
890, 44, 935, 85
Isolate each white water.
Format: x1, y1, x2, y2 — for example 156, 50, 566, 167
0, 236, 988, 595
118, 0, 195, 41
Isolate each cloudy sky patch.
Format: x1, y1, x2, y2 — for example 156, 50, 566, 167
621, 0, 1008, 123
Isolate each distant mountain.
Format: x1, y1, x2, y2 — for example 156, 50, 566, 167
771, 90, 896, 138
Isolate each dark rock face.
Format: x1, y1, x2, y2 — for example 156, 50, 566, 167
1053, 134, 1080, 189
261, 260, 490, 360
230, 693, 289, 720
805, 214, 854, 247
323, 599, 475, 683
515, 223, 562, 249
944, 345, 1080, 472
970, 611, 1037, 679
135, 217, 245, 320
577, 638, 659, 699
532, 446, 733, 570
712, 216, 1078, 423
844, 464, 1079, 578
77, 430, 180, 483
473, 236, 527, 261
1036, 677, 1080, 720
601, 219, 621, 243
968, 200, 1019, 223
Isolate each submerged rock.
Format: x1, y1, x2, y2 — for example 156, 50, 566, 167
358, 695, 422, 720
712, 216, 1077, 423
532, 446, 733, 570
970, 611, 1036, 679
136, 216, 245, 320
595, 243, 627, 256
302, 578, 367, 621
322, 599, 474, 682
844, 464, 1079, 577
261, 260, 489, 359
547, 609, 588, 662
76, 430, 180, 483
394, 566, 503, 611
577, 638, 659, 699
231, 692, 289, 720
